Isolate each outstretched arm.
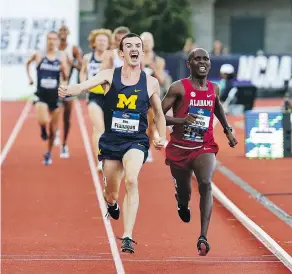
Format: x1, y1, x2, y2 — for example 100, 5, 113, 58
149, 79, 166, 149
58, 69, 113, 97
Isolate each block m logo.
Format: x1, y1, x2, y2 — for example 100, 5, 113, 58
116, 94, 138, 110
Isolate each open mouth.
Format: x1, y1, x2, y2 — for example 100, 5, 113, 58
130, 52, 139, 61
198, 66, 207, 73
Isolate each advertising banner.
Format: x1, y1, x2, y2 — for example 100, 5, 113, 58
0, 0, 79, 100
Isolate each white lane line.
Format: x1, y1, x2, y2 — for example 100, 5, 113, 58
211, 183, 292, 271
1, 100, 32, 166
75, 100, 125, 274
187, 117, 292, 270
0, 258, 282, 263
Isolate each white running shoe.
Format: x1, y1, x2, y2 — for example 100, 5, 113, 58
146, 149, 153, 163
54, 129, 61, 146
60, 144, 70, 158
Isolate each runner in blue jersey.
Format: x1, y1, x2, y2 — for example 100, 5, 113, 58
59, 33, 166, 253
26, 31, 68, 165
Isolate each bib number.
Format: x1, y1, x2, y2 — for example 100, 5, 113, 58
183, 108, 211, 142
111, 111, 140, 134
40, 78, 57, 89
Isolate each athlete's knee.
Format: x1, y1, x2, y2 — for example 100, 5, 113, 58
38, 119, 48, 125
49, 121, 58, 135
104, 189, 119, 203
198, 180, 212, 195
125, 175, 138, 192
109, 191, 119, 202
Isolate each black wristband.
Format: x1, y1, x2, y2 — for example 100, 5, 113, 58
224, 126, 233, 134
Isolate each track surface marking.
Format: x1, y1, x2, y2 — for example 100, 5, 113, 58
1, 100, 290, 273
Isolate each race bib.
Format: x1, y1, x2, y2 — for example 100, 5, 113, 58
111, 111, 140, 134
183, 108, 211, 142
189, 107, 211, 129
40, 78, 57, 89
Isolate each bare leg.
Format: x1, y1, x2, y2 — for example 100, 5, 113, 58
169, 165, 193, 222
191, 153, 216, 238
102, 160, 124, 205
191, 153, 216, 256
48, 108, 61, 153
62, 100, 73, 145
35, 102, 50, 140
87, 102, 104, 169
122, 149, 144, 239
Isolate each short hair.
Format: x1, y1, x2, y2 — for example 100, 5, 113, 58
113, 26, 130, 39
119, 33, 143, 51
47, 30, 58, 37
59, 25, 69, 32
87, 28, 112, 49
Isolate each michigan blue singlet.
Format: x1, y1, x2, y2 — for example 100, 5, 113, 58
98, 67, 150, 162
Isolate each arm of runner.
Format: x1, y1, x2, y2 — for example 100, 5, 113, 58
149, 78, 166, 149
213, 83, 238, 147
26, 52, 37, 85
79, 54, 89, 82
100, 50, 113, 70
60, 52, 69, 83
58, 69, 113, 98
72, 46, 83, 71
161, 81, 197, 126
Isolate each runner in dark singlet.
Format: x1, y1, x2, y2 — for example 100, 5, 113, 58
80, 28, 112, 171
161, 48, 238, 256
26, 31, 68, 165
59, 33, 166, 254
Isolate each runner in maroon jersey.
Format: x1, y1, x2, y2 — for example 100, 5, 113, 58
161, 48, 237, 256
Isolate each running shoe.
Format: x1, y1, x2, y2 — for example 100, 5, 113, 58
43, 152, 52, 166
105, 202, 120, 220
60, 144, 70, 158
177, 204, 191, 223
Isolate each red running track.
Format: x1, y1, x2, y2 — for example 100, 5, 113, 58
1, 100, 290, 273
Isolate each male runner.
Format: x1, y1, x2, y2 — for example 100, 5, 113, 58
80, 29, 112, 170
100, 26, 130, 69
140, 32, 166, 162
59, 33, 166, 253
57, 25, 83, 158
26, 31, 68, 165
161, 48, 237, 256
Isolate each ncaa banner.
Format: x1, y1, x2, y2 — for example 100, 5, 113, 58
208, 55, 292, 89
164, 54, 292, 90
0, 0, 79, 100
